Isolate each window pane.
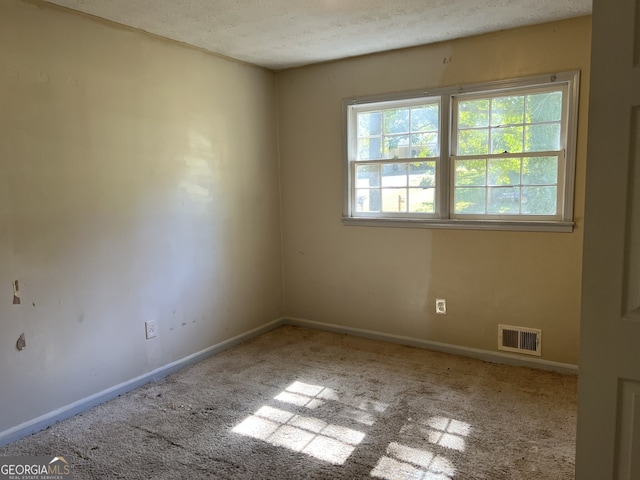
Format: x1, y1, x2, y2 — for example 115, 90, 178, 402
355, 189, 381, 212
525, 123, 561, 152
491, 126, 524, 154
384, 134, 410, 159
455, 159, 486, 186
382, 163, 407, 187
488, 158, 521, 186
349, 77, 574, 223
355, 164, 380, 188
458, 99, 489, 128
526, 92, 562, 123
358, 111, 382, 136
384, 109, 410, 134
358, 137, 382, 160
522, 156, 558, 185
382, 188, 408, 212
411, 104, 439, 131
522, 186, 557, 215
410, 132, 439, 157
491, 95, 524, 126
488, 187, 521, 214
408, 187, 435, 213
454, 187, 486, 214
458, 129, 489, 155
408, 161, 436, 187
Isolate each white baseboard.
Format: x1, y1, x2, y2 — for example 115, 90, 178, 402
1, 315, 578, 447
282, 317, 579, 375
0, 317, 285, 448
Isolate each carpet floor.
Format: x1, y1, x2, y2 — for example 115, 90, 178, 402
0, 325, 577, 479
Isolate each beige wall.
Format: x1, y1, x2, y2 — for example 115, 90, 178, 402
277, 17, 591, 365
0, 1, 282, 433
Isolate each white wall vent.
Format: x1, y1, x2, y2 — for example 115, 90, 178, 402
498, 325, 541, 356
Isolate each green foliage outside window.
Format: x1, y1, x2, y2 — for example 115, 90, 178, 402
455, 90, 562, 215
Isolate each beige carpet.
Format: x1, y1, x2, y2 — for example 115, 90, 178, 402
0, 326, 577, 479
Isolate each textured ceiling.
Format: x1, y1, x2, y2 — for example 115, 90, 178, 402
42, 0, 592, 70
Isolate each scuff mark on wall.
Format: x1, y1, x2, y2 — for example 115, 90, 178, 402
16, 333, 26, 351
12, 280, 21, 305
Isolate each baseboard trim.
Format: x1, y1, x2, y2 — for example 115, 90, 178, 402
0, 317, 285, 448
282, 317, 579, 375
1, 315, 577, 447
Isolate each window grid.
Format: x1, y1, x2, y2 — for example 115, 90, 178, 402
451, 152, 563, 217
356, 103, 440, 161
352, 159, 439, 216
345, 72, 579, 230
452, 86, 566, 220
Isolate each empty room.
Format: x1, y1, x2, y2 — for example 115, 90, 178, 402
1, 0, 638, 478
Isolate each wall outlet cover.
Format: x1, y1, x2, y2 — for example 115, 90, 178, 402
145, 320, 158, 339
435, 299, 447, 315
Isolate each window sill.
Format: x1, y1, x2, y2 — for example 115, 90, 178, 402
342, 217, 574, 232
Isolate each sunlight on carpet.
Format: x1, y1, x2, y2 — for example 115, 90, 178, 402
371, 417, 471, 479
232, 379, 472, 476
232, 380, 388, 465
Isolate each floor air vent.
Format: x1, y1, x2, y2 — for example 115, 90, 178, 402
498, 325, 541, 356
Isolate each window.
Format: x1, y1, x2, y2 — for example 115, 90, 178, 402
351, 98, 440, 217
344, 72, 579, 231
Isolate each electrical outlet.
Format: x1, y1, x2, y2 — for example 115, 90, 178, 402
435, 299, 447, 315
145, 320, 158, 339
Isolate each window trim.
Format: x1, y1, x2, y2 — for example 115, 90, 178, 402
342, 71, 580, 232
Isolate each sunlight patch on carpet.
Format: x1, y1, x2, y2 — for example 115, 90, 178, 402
232, 381, 383, 465
233, 405, 364, 464
371, 442, 456, 480
274, 381, 388, 425
425, 417, 470, 452
399, 416, 471, 453
371, 416, 472, 479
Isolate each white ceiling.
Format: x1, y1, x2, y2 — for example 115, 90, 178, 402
43, 0, 592, 70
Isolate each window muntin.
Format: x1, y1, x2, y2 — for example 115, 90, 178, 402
345, 72, 579, 230
354, 161, 437, 214
451, 86, 567, 219
455, 90, 563, 155
452, 155, 561, 216
351, 98, 440, 217
356, 103, 440, 160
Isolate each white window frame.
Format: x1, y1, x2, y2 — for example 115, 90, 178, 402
343, 71, 580, 232
347, 96, 442, 219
